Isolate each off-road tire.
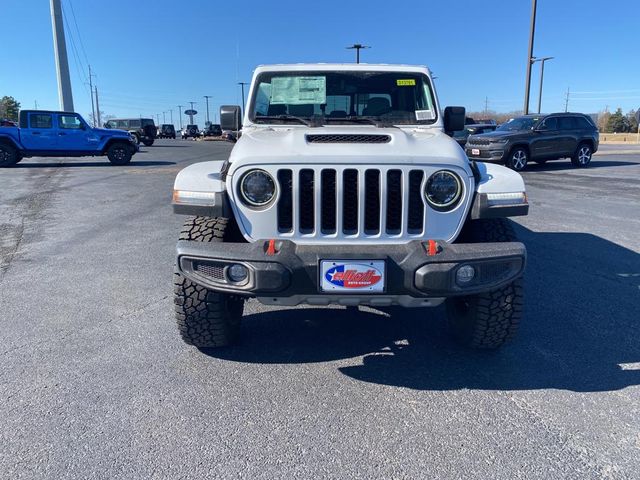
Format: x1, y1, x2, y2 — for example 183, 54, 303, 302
106, 142, 133, 165
142, 138, 154, 147
446, 218, 524, 349
506, 147, 528, 171
174, 216, 245, 348
571, 142, 592, 168
0, 143, 20, 167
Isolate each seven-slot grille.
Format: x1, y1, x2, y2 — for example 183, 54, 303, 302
467, 138, 492, 146
275, 167, 426, 236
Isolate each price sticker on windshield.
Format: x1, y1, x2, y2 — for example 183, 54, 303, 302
396, 79, 416, 86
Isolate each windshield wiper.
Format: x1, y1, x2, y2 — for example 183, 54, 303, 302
254, 115, 315, 126
324, 116, 396, 127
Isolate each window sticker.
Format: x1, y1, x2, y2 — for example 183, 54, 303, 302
271, 76, 327, 105
415, 109, 435, 121
396, 79, 416, 86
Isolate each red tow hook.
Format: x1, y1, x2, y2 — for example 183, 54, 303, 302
426, 239, 439, 256
265, 239, 277, 256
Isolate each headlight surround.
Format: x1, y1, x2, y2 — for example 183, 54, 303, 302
239, 169, 276, 207
492, 138, 509, 144
424, 170, 463, 210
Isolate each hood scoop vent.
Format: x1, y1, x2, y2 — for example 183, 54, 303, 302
306, 134, 391, 144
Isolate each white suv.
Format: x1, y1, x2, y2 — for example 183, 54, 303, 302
171, 64, 529, 350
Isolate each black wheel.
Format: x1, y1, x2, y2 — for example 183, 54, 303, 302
571, 143, 592, 167
446, 219, 524, 349
106, 142, 133, 165
174, 216, 245, 348
506, 147, 528, 171
141, 138, 154, 147
0, 143, 20, 167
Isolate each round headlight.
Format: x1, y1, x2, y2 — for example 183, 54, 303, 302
239, 169, 276, 206
425, 170, 462, 210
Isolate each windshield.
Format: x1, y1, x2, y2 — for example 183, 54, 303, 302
250, 71, 437, 125
497, 116, 541, 132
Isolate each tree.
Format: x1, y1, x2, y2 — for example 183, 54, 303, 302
0, 96, 21, 121
606, 108, 630, 133
87, 111, 115, 128
597, 110, 611, 132
627, 109, 638, 133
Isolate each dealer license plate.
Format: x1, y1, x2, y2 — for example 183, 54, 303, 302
471, 148, 480, 156
320, 260, 385, 293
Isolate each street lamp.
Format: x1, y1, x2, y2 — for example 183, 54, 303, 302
346, 43, 370, 64
532, 56, 554, 114
523, 0, 537, 114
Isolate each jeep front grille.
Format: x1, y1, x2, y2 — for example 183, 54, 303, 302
275, 167, 426, 236
231, 164, 471, 244
468, 138, 491, 146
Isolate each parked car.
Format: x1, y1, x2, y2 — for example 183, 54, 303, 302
104, 117, 157, 146
158, 124, 176, 139
452, 123, 497, 148
181, 124, 200, 139
202, 123, 222, 137
0, 110, 137, 167
1, 118, 17, 127
171, 63, 530, 352
465, 113, 599, 171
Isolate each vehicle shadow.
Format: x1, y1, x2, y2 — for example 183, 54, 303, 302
524, 159, 639, 171
201, 225, 640, 393
10, 160, 177, 168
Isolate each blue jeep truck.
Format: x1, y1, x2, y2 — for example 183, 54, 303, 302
0, 110, 137, 167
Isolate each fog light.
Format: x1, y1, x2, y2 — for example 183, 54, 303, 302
456, 265, 476, 285
227, 264, 248, 283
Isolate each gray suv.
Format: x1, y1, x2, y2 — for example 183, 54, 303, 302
466, 113, 599, 171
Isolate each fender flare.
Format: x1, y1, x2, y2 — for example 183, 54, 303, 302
469, 161, 529, 219
172, 160, 230, 217
0, 134, 22, 151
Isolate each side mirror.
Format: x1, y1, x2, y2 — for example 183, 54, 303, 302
444, 106, 466, 133
220, 105, 242, 132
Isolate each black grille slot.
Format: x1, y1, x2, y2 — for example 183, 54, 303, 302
321, 170, 337, 233
468, 138, 491, 146
407, 170, 424, 233
277, 170, 293, 232
194, 262, 226, 281
364, 170, 380, 234
342, 169, 359, 233
306, 134, 391, 144
386, 170, 402, 233
299, 169, 315, 232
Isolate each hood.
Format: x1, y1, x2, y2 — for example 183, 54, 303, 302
475, 130, 528, 140
228, 126, 469, 172
94, 127, 130, 137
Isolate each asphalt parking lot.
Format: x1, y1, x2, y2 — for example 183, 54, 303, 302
1, 140, 639, 479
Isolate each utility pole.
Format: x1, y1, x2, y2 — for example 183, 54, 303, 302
204, 95, 212, 125
94, 86, 101, 127
237, 83, 249, 114
177, 105, 184, 129
564, 87, 570, 112
346, 43, 370, 64
523, 0, 537, 114
35, 100, 39, 109
88, 65, 96, 126
50, 0, 74, 111
484, 97, 489, 117
532, 56, 554, 114
169, 109, 173, 125
163, 111, 166, 124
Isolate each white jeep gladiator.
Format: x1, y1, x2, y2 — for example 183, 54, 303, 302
172, 64, 529, 349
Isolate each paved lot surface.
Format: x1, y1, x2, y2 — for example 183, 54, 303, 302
1, 140, 639, 479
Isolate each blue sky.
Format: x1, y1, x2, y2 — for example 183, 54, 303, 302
1, 0, 639, 124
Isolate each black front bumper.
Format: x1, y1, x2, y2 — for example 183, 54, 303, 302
176, 239, 526, 298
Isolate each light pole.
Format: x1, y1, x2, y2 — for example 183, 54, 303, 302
163, 111, 167, 124
188, 101, 196, 125
50, 0, 74, 110
169, 109, 173, 125
238, 82, 249, 114
346, 43, 370, 64
177, 105, 184, 129
532, 56, 554, 114
523, 0, 537, 114
204, 95, 212, 125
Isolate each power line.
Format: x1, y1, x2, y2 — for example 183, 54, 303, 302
65, 0, 90, 66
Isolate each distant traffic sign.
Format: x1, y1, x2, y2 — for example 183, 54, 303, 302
184, 109, 197, 115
